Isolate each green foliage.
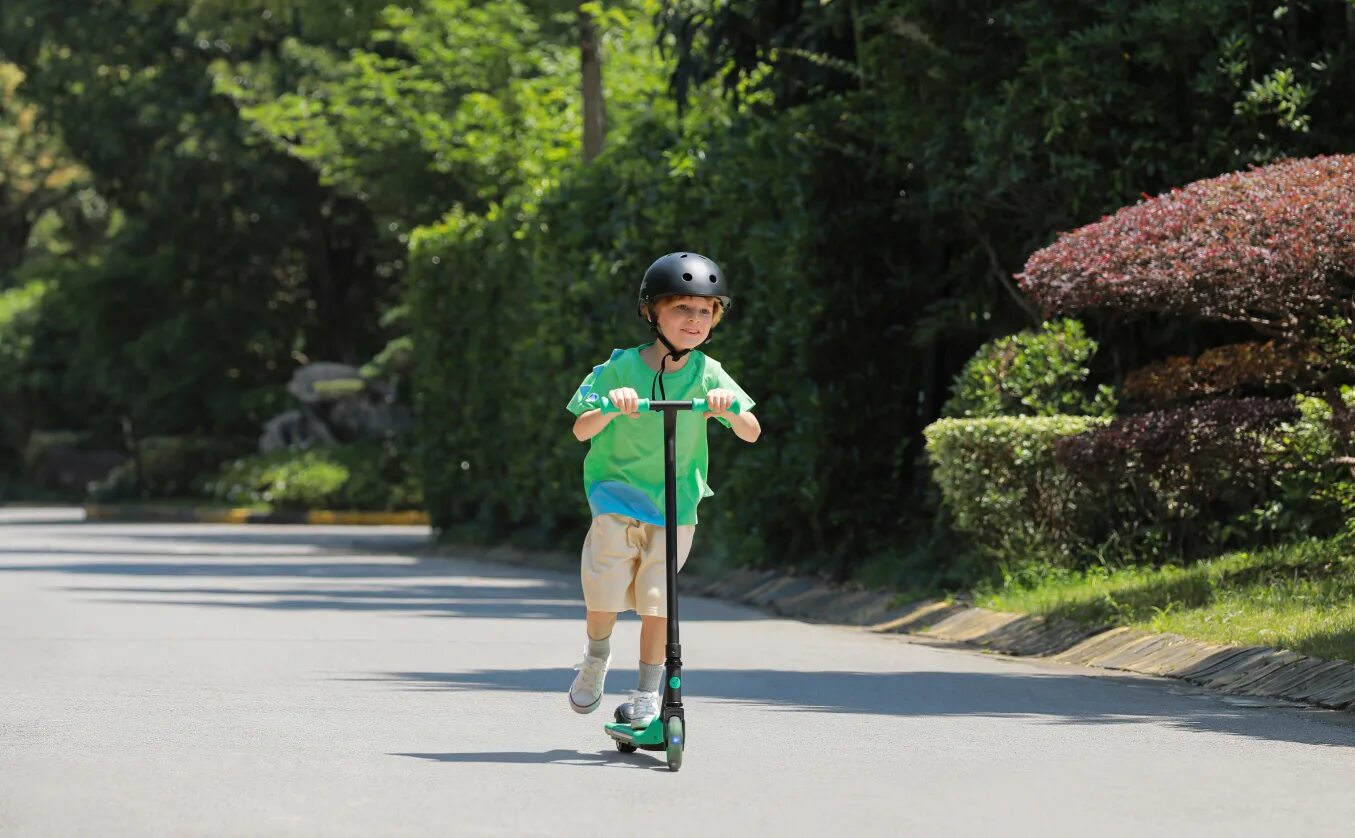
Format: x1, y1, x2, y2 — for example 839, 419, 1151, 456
1256, 388, 1355, 538
943, 319, 1117, 419
212, 0, 665, 227
0, 280, 44, 368
204, 441, 422, 511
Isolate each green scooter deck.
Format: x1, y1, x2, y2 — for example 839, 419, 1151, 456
604, 716, 666, 749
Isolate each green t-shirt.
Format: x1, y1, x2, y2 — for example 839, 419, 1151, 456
566, 346, 755, 526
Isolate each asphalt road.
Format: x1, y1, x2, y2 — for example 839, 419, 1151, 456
3, 508, 1355, 837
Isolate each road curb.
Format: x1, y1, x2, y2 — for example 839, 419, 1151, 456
83, 504, 429, 526
686, 570, 1355, 714
419, 544, 1355, 714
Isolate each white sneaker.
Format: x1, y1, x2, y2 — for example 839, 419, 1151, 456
568, 653, 609, 714
617, 689, 660, 729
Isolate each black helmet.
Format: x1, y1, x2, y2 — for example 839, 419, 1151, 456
637, 252, 731, 320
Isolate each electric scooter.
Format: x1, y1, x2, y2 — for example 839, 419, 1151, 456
593, 395, 741, 772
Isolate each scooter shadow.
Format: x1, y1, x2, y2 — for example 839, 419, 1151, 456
392, 748, 669, 771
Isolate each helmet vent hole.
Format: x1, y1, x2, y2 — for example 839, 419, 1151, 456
680, 253, 688, 258
682, 272, 693, 281
709, 274, 718, 283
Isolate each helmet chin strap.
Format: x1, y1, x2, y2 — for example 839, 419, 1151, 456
648, 313, 691, 401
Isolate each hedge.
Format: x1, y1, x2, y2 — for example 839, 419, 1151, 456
408, 111, 821, 563
925, 416, 1109, 569
926, 395, 1347, 571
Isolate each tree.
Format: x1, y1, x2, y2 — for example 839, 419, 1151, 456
0, 1, 399, 437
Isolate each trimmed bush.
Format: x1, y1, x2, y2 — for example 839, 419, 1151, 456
1017, 155, 1355, 335
925, 416, 1109, 570
203, 441, 421, 511
1053, 397, 1300, 557
942, 319, 1116, 419
928, 400, 1311, 571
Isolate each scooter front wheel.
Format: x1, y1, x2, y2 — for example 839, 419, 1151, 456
665, 718, 684, 771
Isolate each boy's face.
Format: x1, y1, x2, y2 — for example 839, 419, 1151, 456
655, 295, 716, 352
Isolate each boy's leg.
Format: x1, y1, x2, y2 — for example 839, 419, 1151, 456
639, 615, 665, 665
570, 610, 617, 714
618, 617, 667, 729
571, 515, 636, 714
620, 523, 694, 728
588, 610, 619, 643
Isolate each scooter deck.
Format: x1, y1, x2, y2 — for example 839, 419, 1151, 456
604, 717, 665, 749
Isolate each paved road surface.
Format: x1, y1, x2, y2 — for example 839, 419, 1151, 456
3, 508, 1354, 836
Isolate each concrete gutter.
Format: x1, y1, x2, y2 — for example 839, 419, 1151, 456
419, 544, 1355, 713
83, 504, 429, 526
84, 524, 1345, 712
687, 568, 1355, 714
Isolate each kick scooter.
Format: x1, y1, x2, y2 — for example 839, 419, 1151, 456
593, 395, 741, 772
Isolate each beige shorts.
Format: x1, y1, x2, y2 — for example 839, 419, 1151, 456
580, 514, 694, 617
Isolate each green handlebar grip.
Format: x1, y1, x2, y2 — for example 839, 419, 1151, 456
690, 397, 743, 415
595, 397, 646, 414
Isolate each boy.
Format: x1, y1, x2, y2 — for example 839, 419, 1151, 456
565, 252, 760, 729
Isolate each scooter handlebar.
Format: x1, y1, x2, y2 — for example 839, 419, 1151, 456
593, 396, 742, 415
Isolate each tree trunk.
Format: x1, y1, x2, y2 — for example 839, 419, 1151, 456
579, 6, 606, 163
0, 212, 34, 278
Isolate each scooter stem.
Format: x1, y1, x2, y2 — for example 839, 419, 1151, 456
661, 406, 685, 718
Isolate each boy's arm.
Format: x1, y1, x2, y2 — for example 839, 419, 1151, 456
722, 410, 760, 443
573, 409, 615, 442
705, 388, 760, 443
568, 351, 626, 441
573, 387, 642, 441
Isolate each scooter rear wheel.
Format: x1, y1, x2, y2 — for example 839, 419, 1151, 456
615, 740, 637, 754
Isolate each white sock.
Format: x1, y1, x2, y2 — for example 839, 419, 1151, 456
587, 635, 610, 659
638, 662, 662, 693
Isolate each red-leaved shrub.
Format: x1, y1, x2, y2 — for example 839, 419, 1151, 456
1017, 155, 1355, 336
1053, 397, 1299, 554
1120, 340, 1312, 408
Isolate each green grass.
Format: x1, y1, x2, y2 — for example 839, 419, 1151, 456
975, 538, 1355, 662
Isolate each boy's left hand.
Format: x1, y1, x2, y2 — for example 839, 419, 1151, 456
705, 388, 736, 417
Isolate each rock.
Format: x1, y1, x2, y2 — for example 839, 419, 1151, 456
259, 410, 336, 453
259, 363, 411, 452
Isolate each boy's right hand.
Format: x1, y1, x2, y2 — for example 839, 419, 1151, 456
607, 387, 641, 418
